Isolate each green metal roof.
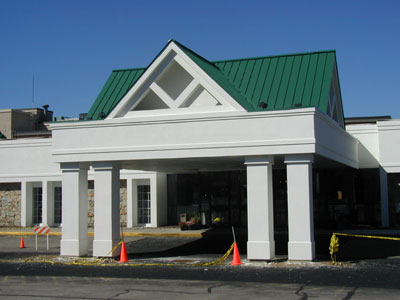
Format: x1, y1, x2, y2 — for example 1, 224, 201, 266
214, 50, 335, 113
86, 40, 337, 120
86, 68, 145, 120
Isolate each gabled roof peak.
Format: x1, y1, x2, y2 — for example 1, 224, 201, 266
86, 40, 340, 122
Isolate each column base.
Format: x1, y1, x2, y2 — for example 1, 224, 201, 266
247, 241, 275, 260
288, 241, 315, 261
93, 239, 120, 257
60, 239, 88, 257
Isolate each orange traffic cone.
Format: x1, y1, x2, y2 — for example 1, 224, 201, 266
231, 242, 242, 265
119, 241, 128, 263
20, 237, 25, 249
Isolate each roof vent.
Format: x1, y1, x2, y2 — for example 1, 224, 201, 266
258, 102, 268, 109
98, 112, 105, 119
42, 104, 51, 121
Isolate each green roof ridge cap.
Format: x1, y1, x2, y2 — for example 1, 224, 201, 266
112, 49, 337, 72
111, 48, 336, 78
112, 67, 147, 72
212, 49, 336, 64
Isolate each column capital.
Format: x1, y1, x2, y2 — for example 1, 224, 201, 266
245, 155, 274, 166
92, 161, 120, 171
60, 162, 89, 172
284, 154, 314, 165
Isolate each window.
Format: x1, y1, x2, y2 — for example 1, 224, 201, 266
138, 185, 151, 225
32, 187, 42, 224
54, 187, 62, 224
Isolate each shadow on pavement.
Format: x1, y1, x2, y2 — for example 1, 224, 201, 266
125, 228, 240, 260
124, 227, 400, 262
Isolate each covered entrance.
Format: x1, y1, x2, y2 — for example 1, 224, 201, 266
167, 171, 247, 227
51, 40, 358, 261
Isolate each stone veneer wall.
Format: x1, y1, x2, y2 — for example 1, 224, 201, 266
0, 180, 128, 228
88, 179, 127, 228
0, 183, 21, 227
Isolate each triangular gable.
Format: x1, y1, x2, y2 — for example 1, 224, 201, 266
173, 40, 255, 112
325, 58, 345, 128
107, 40, 246, 119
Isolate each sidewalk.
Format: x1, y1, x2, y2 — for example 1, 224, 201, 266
1, 226, 400, 270
1, 226, 400, 260
0, 226, 206, 237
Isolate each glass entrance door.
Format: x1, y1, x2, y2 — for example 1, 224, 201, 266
138, 185, 151, 225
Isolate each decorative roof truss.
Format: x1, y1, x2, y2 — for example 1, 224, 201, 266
107, 42, 244, 119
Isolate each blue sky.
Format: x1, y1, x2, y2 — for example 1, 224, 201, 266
0, 0, 399, 118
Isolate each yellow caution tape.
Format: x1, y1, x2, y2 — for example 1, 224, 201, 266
106, 240, 123, 257
329, 232, 400, 264
333, 232, 400, 241
0, 242, 235, 267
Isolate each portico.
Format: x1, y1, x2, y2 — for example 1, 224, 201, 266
50, 40, 359, 260
52, 110, 357, 260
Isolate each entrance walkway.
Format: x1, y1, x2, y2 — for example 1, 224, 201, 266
1, 226, 399, 261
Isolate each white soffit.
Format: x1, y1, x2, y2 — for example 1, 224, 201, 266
107, 42, 245, 119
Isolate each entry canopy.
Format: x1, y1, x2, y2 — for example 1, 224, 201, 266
86, 40, 344, 127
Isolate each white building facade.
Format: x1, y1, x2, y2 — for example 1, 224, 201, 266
1, 40, 400, 261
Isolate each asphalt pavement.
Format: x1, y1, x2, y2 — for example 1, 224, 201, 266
0, 232, 399, 288
1, 275, 399, 300
0, 227, 400, 299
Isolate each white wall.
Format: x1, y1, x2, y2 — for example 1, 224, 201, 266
51, 108, 358, 169
346, 119, 400, 172
0, 138, 61, 182
315, 113, 358, 168
378, 120, 400, 173
346, 124, 380, 168
0, 137, 166, 229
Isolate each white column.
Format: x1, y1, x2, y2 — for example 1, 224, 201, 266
42, 181, 55, 226
92, 162, 120, 257
285, 154, 315, 261
60, 163, 89, 256
245, 156, 275, 260
21, 181, 33, 227
127, 178, 138, 228
379, 167, 389, 227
